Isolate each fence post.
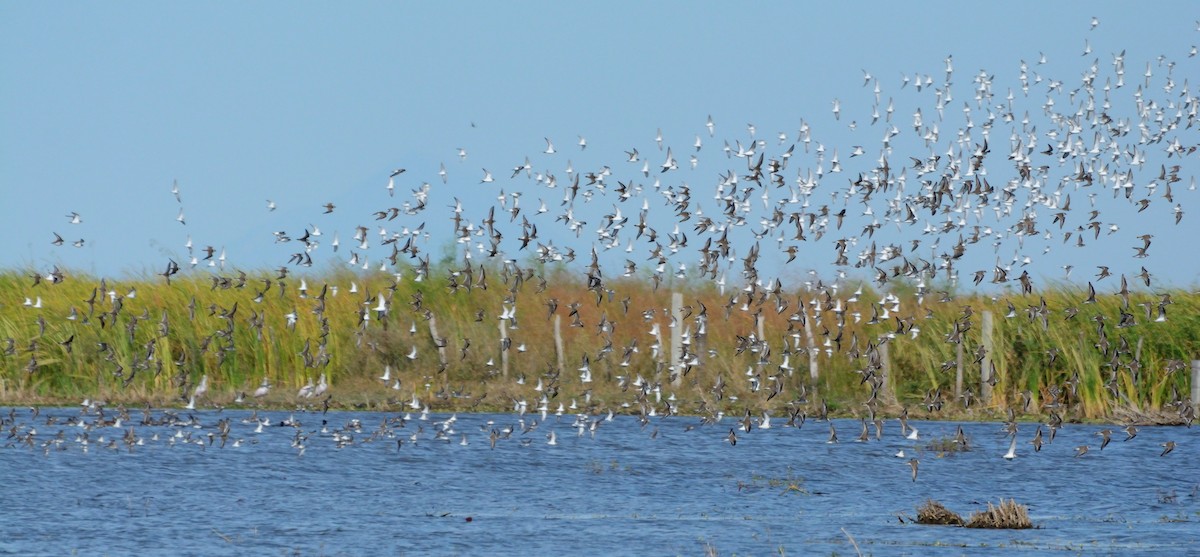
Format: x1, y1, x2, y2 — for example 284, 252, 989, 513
554, 314, 565, 376
879, 340, 896, 405
804, 310, 819, 390
499, 320, 509, 378
981, 310, 994, 405
428, 315, 447, 366
1191, 360, 1200, 408
955, 341, 964, 401
671, 292, 683, 387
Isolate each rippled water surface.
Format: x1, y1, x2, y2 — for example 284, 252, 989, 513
1, 406, 1198, 556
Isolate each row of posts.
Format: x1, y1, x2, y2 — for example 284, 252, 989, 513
452, 298, 1200, 409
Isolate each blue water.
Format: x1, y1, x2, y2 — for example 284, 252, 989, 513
1, 407, 1197, 556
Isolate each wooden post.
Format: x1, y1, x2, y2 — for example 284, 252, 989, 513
1191, 360, 1200, 408
981, 310, 994, 405
553, 314, 565, 376
879, 340, 895, 404
499, 320, 509, 378
428, 315, 447, 366
804, 310, 819, 389
695, 315, 706, 368
955, 341, 964, 400
671, 292, 683, 386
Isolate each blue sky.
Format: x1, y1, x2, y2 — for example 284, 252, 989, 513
2, 2, 1197, 292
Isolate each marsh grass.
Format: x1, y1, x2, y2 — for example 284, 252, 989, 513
0, 266, 1195, 419
916, 499, 965, 526
965, 498, 1033, 529
917, 498, 1033, 529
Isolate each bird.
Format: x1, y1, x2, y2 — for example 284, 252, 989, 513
253, 378, 270, 399
192, 375, 208, 402
297, 378, 315, 398
1160, 441, 1175, 456
1003, 435, 1017, 460
908, 458, 919, 482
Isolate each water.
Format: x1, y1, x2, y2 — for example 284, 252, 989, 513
1, 407, 1197, 556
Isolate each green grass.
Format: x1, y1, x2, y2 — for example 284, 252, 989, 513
0, 265, 1195, 419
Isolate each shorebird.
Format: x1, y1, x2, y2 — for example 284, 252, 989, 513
192, 375, 208, 402
253, 378, 270, 399
1160, 441, 1175, 456
297, 378, 315, 399
1003, 435, 1017, 460
908, 458, 919, 482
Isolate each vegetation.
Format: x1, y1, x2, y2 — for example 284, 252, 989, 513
0, 264, 1196, 421
965, 499, 1034, 529
917, 498, 1033, 529
916, 499, 964, 526
924, 435, 971, 456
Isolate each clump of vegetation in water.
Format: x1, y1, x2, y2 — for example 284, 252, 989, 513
916, 499, 964, 526
738, 467, 808, 495
965, 498, 1033, 529
924, 435, 970, 456
915, 498, 1033, 529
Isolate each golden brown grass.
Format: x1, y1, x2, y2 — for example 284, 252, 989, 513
917, 498, 1033, 529
0, 266, 1195, 420
916, 499, 965, 526
965, 498, 1033, 529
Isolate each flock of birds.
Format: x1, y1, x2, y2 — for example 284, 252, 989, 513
0, 400, 1184, 487
3, 18, 1199, 476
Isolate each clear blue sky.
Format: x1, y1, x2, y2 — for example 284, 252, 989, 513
2, 2, 1197, 292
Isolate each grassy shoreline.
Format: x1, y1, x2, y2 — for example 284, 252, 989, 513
1, 266, 1196, 424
